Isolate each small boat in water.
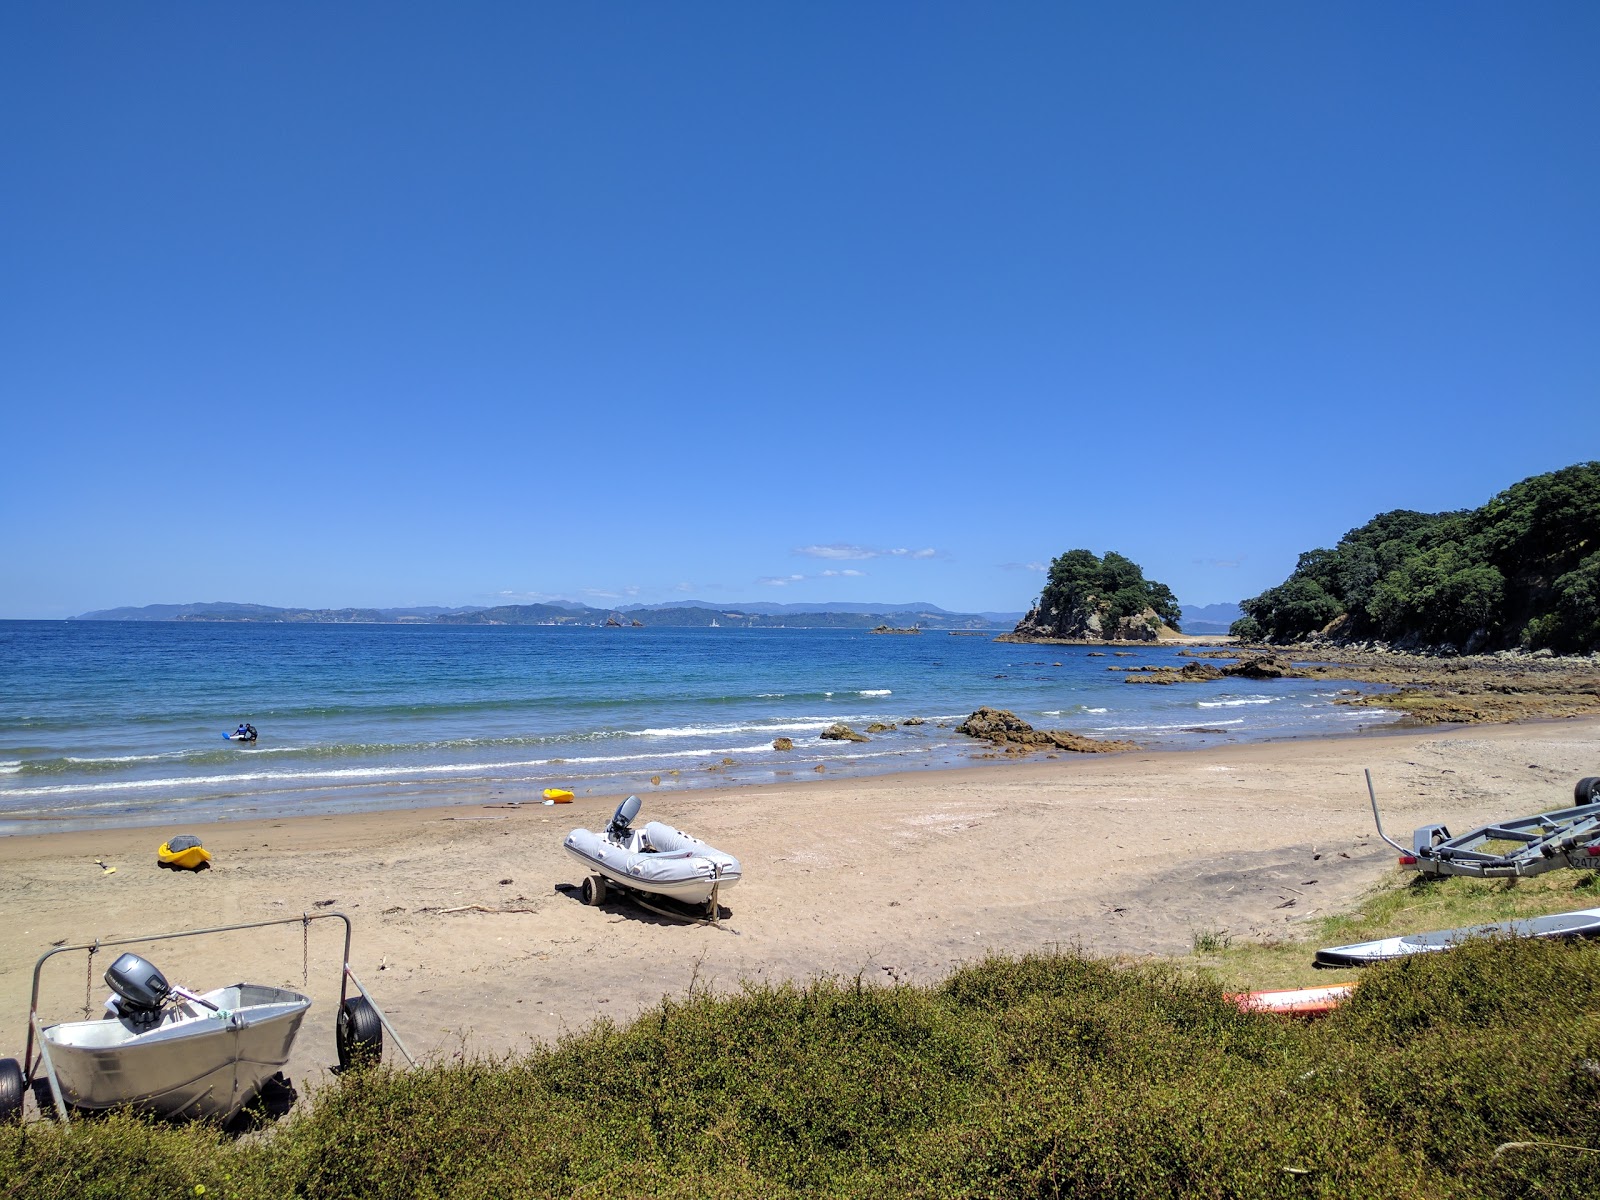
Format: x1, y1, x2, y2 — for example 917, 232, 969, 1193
564, 796, 741, 918
37, 953, 310, 1122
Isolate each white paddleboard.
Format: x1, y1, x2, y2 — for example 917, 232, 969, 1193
1315, 907, 1600, 968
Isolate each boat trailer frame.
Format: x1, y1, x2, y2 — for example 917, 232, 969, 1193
598, 873, 728, 928
19, 910, 413, 1125
1368, 770, 1600, 880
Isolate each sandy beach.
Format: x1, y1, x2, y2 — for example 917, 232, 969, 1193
2, 717, 1596, 1102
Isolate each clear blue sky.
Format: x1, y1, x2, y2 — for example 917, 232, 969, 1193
4, 3, 1596, 618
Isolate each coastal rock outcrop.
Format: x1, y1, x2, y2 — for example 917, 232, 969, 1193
1122, 655, 1307, 685
1123, 662, 1225, 685
1223, 654, 1301, 680
999, 549, 1182, 643
1002, 603, 1166, 643
955, 707, 1138, 754
772, 737, 794, 751
820, 723, 869, 743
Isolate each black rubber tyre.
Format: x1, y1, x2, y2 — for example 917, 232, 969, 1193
582, 874, 608, 906
1576, 777, 1600, 805
0, 1058, 24, 1125
336, 997, 383, 1071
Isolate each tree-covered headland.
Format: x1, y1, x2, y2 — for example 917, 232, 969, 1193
1008, 550, 1181, 640
1232, 462, 1600, 654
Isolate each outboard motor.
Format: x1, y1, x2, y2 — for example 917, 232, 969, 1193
105, 952, 171, 1027
606, 795, 642, 842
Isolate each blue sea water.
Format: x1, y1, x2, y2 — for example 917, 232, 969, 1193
0, 621, 1391, 834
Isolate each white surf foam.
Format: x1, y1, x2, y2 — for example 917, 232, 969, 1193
1094, 718, 1247, 732
65, 753, 176, 765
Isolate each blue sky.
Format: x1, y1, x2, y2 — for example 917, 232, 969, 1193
3, 4, 1596, 619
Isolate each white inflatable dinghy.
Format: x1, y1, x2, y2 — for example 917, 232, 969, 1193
564, 796, 741, 916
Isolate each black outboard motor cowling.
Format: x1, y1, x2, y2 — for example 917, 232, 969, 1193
105, 953, 170, 1026
606, 795, 642, 841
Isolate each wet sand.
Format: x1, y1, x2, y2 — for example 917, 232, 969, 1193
1, 717, 1595, 1105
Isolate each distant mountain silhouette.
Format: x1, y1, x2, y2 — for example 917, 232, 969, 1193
1179, 602, 1244, 634
70, 599, 1023, 628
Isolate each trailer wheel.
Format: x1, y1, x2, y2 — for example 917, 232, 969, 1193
582, 874, 608, 906
336, 996, 383, 1071
1577, 777, 1600, 805
0, 1058, 24, 1124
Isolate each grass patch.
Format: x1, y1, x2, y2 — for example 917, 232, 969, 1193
1192, 927, 1233, 954
5, 935, 1600, 1197
1181, 866, 1600, 992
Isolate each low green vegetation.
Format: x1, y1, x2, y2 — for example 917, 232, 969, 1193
1185, 864, 1600, 992
7, 874, 1600, 1199
1232, 461, 1600, 653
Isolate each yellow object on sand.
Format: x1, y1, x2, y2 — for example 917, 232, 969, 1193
157, 840, 212, 870
542, 788, 575, 803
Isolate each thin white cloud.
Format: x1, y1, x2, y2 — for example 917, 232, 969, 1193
760, 568, 868, 586
491, 589, 567, 602
1191, 557, 1244, 569
795, 544, 876, 560
998, 562, 1047, 572
794, 544, 940, 561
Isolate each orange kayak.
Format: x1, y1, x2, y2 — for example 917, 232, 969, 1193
1228, 982, 1356, 1017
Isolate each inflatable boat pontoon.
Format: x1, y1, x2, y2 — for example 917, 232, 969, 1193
564, 796, 741, 922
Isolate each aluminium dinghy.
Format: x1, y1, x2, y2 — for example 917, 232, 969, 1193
1315, 907, 1600, 969
564, 796, 741, 920
37, 952, 309, 1122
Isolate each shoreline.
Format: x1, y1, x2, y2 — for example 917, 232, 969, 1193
3, 715, 1597, 1089
0, 704, 1420, 840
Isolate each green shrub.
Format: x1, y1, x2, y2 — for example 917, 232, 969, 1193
4, 943, 1598, 1198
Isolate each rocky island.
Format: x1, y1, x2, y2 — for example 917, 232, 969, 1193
999, 549, 1182, 643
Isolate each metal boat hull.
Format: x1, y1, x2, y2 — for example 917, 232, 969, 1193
41, 984, 309, 1121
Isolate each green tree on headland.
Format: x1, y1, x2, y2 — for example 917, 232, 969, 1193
1018, 549, 1181, 638
1232, 461, 1600, 653
1042, 549, 1182, 630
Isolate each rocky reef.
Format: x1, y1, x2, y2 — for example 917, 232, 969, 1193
820, 723, 869, 743
955, 707, 1138, 754
1121, 655, 1307, 685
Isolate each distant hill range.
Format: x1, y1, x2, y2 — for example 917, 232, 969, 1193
71, 600, 1026, 631
1179, 603, 1245, 635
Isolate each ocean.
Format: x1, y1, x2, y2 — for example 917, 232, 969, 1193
0, 621, 1391, 834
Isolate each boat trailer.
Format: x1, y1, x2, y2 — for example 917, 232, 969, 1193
2, 910, 413, 1126
1368, 771, 1600, 879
